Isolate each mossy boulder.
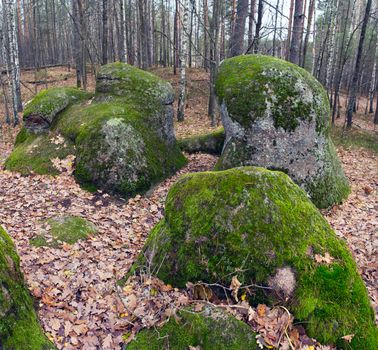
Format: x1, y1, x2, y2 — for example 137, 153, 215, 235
4, 129, 75, 176
215, 54, 350, 208
131, 167, 377, 349
6, 63, 186, 197
30, 216, 97, 248
0, 226, 55, 349
178, 128, 225, 155
127, 305, 258, 350
23, 87, 91, 133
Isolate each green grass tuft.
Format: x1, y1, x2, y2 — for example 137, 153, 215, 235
30, 216, 97, 248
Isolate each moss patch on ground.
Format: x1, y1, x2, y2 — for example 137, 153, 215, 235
130, 167, 377, 349
178, 128, 225, 155
331, 126, 378, 153
30, 216, 97, 248
5, 129, 75, 175
127, 305, 258, 350
0, 226, 55, 349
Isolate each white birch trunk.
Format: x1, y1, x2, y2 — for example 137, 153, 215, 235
6, 0, 22, 124
325, 0, 339, 91
177, 0, 189, 122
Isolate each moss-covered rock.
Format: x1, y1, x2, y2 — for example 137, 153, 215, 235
96, 62, 175, 105
127, 305, 258, 350
30, 216, 97, 248
178, 128, 225, 155
0, 226, 55, 349
5, 129, 75, 175
215, 54, 350, 208
6, 63, 186, 197
23, 87, 91, 133
131, 167, 377, 349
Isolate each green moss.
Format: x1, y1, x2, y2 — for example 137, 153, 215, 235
30, 216, 97, 248
0, 226, 55, 349
131, 168, 377, 349
127, 306, 258, 350
96, 62, 174, 104
215, 54, 330, 133
306, 140, 351, 208
178, 128, 225, 155
6, 64, 186, 196
4, 131, 75, 175
331, 126, 378, 153
23, 87, 91, 123
56, 98, 187, 197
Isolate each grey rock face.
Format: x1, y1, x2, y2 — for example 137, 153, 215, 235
215, 54, 350, 208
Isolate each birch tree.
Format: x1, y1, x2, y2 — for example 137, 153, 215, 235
177, 0, 189, 122
4, 0, 22, 125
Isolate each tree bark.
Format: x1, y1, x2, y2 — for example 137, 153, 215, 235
208, 0, 221, 126
252, 0, 263, 53
346, 0, 372, 128
229, 0, 249, 57
177, 0, 189, 122
285, 0, 295, 60
102, 0, 108, 64
301, 0, 315, 67
247, 0, 256, 53
289, 0, 304, 65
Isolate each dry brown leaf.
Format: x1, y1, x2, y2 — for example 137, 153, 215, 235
230, 275, 241, 302
314, 252, 334, 265
257, 304, 267, 317
341, 334, 355, 343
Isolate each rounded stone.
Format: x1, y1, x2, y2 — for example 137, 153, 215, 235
6, 63, 187, 197
215, 54, 350, 208
0, 226, 55, 349
131, 167, 377, 349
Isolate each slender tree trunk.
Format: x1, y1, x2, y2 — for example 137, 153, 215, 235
229, 0, 249, 57
272, 0, 280, 57
247, 0, 256, 53
102, 0, 108, 64
289, 0, 304, 65
203, 0, 209, 70
177, 0, 189, 122
368, 35, 378, 113
252, 0, 263, 53
301, 0, 314, 67
346, 0, 372, 128
208, 0, 221, 126
174, 0, 180, 75
285, 0, 295, 60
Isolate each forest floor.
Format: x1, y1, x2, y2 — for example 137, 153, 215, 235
0, 67, 377, 349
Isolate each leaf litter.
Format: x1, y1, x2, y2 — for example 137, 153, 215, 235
0, 139, 376, 349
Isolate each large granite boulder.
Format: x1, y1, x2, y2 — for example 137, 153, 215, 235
130, 168, 378, 349
215, 54, 350, 208
6, 63, 186, 197
0, 226, 55, 349
127, 305, 258, 350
